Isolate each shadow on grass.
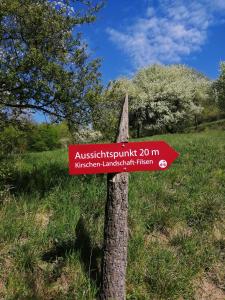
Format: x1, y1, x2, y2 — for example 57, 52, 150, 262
9, 162, 104, 197
42, 217, 102, 287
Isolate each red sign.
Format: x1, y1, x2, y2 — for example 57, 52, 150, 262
69, 141, 179, 175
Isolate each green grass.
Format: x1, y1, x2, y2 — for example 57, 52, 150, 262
184, 118, 225, 133
0, 130, 225, 299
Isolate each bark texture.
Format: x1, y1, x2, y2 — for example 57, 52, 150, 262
101, 94, 129, 300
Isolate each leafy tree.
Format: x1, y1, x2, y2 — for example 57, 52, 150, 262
93, 78, 135, 140
131, 65, 210, 135
0, 123, 26, 199
0, 125, 28, 154
96, 65, 211, 139
27, 124, 57, 151
214, 62, 225, 112
0, 0, 102, 138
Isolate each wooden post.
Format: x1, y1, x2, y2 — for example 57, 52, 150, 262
100, 94, 129, 300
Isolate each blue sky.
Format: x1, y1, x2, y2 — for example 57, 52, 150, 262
83, 0, 225, 84
36, 0, 225, 122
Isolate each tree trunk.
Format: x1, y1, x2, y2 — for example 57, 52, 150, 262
194, 115, 198, 130
137, 121, 142, 138
100, 94, 129, 300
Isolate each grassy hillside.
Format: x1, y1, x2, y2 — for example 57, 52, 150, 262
0, 130, 225, 299
185, 118, 225, 133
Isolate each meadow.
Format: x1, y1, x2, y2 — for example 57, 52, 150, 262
0, 129, 225, 299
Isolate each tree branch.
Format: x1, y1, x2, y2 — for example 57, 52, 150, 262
0, 101, 63, 118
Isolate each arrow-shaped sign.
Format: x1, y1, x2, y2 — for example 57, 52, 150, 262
69, 141, 179, 175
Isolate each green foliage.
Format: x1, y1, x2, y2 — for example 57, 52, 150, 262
214, 62, 225, 112
184, 118, 225, 133
0, 0, 102, 134
0, 130, 225, 298
0, 158, 13, 203
27, 124, 60, 152
0, 124, 25, 200
0, 121, 71, 155
0, 125, 27, 155
0, 119, 104, 156
28, 123, 71, 151
93, 78, 135, 141
131, 64, 211, 135
97, 65, 212, 140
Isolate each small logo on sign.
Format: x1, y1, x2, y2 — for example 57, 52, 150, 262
159, 160, 167, 169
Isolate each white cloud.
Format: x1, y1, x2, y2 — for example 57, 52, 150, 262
213, 0, 225, 10
107, 0, 224, 69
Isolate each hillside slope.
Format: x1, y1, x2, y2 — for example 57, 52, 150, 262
0, 130, 225, 299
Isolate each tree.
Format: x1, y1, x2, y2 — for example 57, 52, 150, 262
214, 62, 225, 112
0, 0, 102, 138
131, 64, 210, 136
96, 65, 210, 139
93, 78, 136, 140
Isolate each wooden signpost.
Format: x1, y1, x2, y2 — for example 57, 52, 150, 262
68, 94, 179, 300
101, 94, 129, 300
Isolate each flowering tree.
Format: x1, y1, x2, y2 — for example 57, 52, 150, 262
131, 64, 211, 135
97, 65, 211, 139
